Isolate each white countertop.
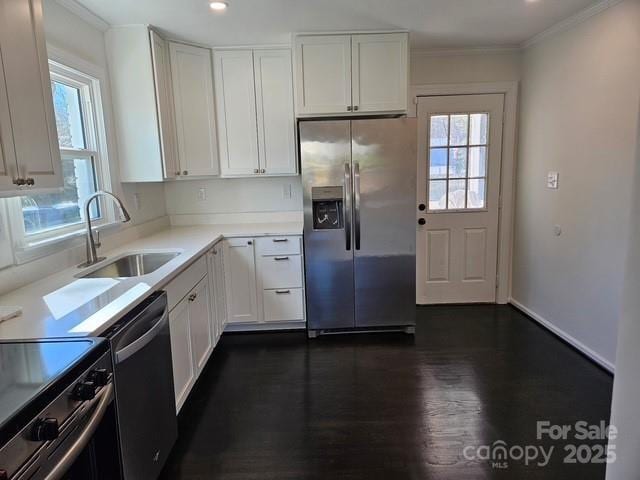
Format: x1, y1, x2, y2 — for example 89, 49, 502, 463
0, 222, 302, 340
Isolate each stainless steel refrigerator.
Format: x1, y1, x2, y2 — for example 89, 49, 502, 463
301, 118, 417, 336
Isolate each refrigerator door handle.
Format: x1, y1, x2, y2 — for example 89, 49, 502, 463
354, 162, 361, 251
344, 163, 352, 251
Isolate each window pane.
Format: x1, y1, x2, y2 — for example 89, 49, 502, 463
51, 81, 86, 149
448, 179, 466, 209
468, 146, 487, 178
469, 113, 488, 145
468, 179, 486, 209
429, 180, 447, 211
430, 115, 448, 147
448, 148, 467, 179
22, 156, 98, 235
449, 114, 468, 146
429, 148, 448, 179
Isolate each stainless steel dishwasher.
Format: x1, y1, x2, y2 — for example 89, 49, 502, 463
102, 291, 177, 480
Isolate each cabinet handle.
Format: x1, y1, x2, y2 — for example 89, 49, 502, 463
275, 290, 290, 294
175, 171, 181, 176
188, 293, 197, 302
260, 169, 266, 174
26, 178, 35, 186
272, 238, 288, 243
247, 240, 252, 245
182, 170, 188, 176
12, 177, 25, 186
212, 249, 217, 255
346, 106, 352, 112
353, 106, 359, 111
274, 256, 289, 261
254, 169, 259, 174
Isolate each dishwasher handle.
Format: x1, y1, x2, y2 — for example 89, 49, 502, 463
115, 307, 168, 364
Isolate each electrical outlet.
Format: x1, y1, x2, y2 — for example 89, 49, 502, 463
547, 171, 559, 189
198, 188, 207, 201
282, 183, 292, 200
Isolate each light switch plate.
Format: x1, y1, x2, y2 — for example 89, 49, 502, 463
198, 188, 207, 201
547, 171, 559, 189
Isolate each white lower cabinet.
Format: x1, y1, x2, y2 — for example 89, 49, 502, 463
223, 235, 306, 331
169, 297, 194, 412
223, 238, 259, 324
207, 241, 227, 344
189, 277, 213, 373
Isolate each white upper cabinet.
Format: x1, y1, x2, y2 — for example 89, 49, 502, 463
351, 33, 408, 113
214, 50, 260, 176
294, 32, 408, 116
254, 49, 297, 175
0, 0, 61, 194
169, 42, 220, 177
215, 48, 296, 177
106, 26, 174, 182
150, 30, 179, 179
294, 35, 352, 115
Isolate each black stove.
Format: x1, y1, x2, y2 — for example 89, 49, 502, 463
0, 338, 121, 480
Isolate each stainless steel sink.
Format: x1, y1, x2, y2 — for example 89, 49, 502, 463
80, 252, 180, 279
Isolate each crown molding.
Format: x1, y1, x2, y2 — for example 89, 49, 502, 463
521, 0, 625, 49
411, 46, 520, 57
55, 0, 110, 32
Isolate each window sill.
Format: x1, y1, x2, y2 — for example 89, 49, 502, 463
14, 222, 123, 265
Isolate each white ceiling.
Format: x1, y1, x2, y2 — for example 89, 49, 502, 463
75, 0, 599, 49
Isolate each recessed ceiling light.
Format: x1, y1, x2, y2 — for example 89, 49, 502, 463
209, 1, 228, 10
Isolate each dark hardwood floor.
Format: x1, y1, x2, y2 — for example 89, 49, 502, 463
159, 305, 613, 479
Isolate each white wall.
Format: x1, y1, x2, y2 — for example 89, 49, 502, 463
511, 0, 640, 368
411, 50, 521, 85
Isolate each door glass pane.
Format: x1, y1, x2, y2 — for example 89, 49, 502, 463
469, 113, 488, 145
429, 148, 448, 179
468, 179, 486, 209
468, 147, 487, 177
448, 148, 467, 179
51, 81, 86, 149
449, 114, 468, 146
426, 112, 489, 212
430, 115, 448, 147
448, 179, 466, 209
429, 180, 447, 211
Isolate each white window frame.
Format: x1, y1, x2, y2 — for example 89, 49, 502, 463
5, 55, 115, 262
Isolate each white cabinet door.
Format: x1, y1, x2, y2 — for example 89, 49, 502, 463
214, 243, 228, 332
150, 30, 178, 179
170, 42, 219, 177
214, 50, 260, 177
206, 250, 218, 343
0, 49, 17, 191
294, 35, 352, 115
351, 33, 408, 113
188, 276, 213, 374
0, 0, 61, 192
223, 238, 259, 324
169, 297, 195, 411
253, 49, 296, 175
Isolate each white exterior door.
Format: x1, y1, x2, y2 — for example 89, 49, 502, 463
416, 94, 504, 304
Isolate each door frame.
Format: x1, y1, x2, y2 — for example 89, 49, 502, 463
409, 82, 518, 304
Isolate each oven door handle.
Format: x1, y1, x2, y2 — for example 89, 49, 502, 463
115, 308, 168, 364
43, 383, 114, 480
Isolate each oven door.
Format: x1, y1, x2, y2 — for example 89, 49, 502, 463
35, 384, 122, 480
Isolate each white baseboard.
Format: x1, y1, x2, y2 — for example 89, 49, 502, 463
509, 298, 614, 373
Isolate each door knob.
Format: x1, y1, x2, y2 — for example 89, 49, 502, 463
418, 218, 426, 226
418, 203, 426, 211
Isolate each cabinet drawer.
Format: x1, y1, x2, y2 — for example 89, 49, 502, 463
166, 256, 208, 311
255, 236, 301, 256
259, 255, 302, 289
263, 288, 304, 322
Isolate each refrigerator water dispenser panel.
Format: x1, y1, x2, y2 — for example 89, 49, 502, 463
312, 186, 343, 230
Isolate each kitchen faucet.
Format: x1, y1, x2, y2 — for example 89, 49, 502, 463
78, 191, 131, 268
